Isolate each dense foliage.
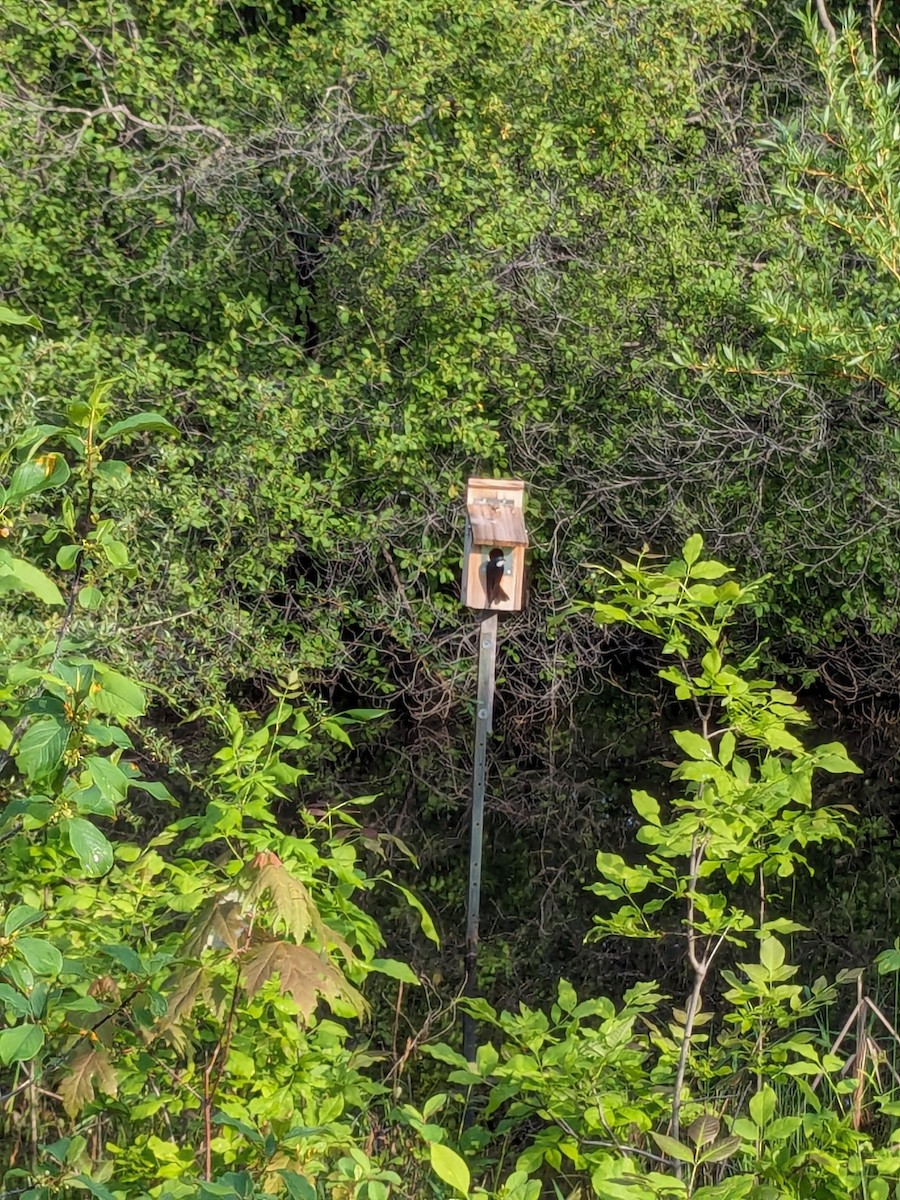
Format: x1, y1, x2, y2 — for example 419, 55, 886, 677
6, 0, 900, 1195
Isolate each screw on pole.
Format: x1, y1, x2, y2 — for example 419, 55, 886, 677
463, 612, 498, 1080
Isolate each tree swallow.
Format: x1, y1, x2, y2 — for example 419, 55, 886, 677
484, 547, 509, 606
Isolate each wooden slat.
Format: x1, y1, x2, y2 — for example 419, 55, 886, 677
467, 502, 528, 547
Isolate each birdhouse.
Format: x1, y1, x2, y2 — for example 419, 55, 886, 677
460, 478, 529, 612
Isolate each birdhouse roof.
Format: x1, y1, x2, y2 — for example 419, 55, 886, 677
467, 501, 528, 547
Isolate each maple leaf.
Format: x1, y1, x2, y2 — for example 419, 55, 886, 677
243, 856, 357, 964
181, 893, 248, 959
153, 967, 210, 1053
244, 858, 321, 945
240, 938, 366, 1020
58, 1044, 118, 1117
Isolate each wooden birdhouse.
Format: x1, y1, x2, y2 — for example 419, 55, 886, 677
461, 478, 529, 612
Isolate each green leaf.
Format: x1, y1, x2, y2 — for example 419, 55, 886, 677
0, 1023, 44, 1064
17, 717, 69, 780
94, 459, 132, 488
86, 755, 130, 803
649, 1131, 694, 1163
7, 453, 70, 502
278, 1173, 317, 1200
389, 882, 439, 945
77, 586, 104, 611
429, 1143, 470, 1196
0, 304, 41, 330
698, 1136, 742, 1163
69, 1177, 118, 1200
93, 668, 146, 720
759, 936, 785, 973
672, 729, 714, 761
761, 918, 807, 935
749, 1085, 776, 1127
595, 851, 626, 881
812, 742, 862, 774
690, 560, 730, 580
65, 818, 114, 877
631, 789, 660, 825
56, 544, 81, 570
424, 1043, 469, 1069
687, 1115, 720, 1147
0, 553, 64, 606
101, 540, 129, 568
100, 412, 176, 443
764, 1117, 802, 1140
98, 943, 145, 974
718, 730, 735, 766
683, 534, 703, 565
369, 958, 420, 984
15, 937, 62, 976
4, 905, 42, 936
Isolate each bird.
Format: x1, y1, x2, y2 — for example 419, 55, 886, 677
484, 547, 509, 607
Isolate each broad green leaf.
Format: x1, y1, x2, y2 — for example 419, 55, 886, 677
672, 729, 714, 761
0, 304, 40, 330
649, 1131, 694, 1162
7, 453, 70, 502
429, 1142, 470, 1196
278, 1172, 317, 1200
764, 1116, 802, 1140
98, 944, 145, 975
94, 459, 132, 488
595, 851, 626, 881
56, 544, 81, 570
687, 1114, 720, 1146
749, 1085, 776, 1127
718, 730, 735, 766
0, 983, 30, 1017
683, 533, 703, 565
86, 755, 130, 803
93, 668, 146, 719
690, 560, 730, 580
761, 918, 807, 935
65, 818, 114, 877
424, 1042, 469, 1069
69, 1177, 118, 1200
15, 936, 62, 976
102, 539, 129, 568
0, 1022, 44, 1064
631, 789, 660, 825
101, 412, 176, 443
0, 553, 64, 606
759, 936, 785, 973
4, 905, 42, 936
698, 1136, 741, 1163
557, 978, 577, 1013
369, 958, 420, 984
78, 586, 104, 611
812, 742, 862, 774
17, 716, 69, 780
72, 785, 116, 817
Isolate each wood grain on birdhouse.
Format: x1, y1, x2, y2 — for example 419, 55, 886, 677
461, 478, 529, 612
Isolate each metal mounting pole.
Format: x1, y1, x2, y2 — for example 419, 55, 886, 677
463, 612, 498, 1068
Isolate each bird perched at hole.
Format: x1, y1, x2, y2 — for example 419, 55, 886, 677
484, 547, 509, 607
